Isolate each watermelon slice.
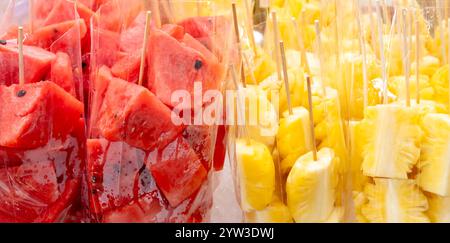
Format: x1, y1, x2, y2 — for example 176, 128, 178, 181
42, 0, 94, 27
161, 24, 185, 41
111, 53, 142, 83
148, 136, 207, 207
182, 125, 214, 171
0, 44, 55, 85
119, 12, 149, 54
0, 81, 84, 149
25, 19, 87, 49
93, 66, 183, 151
146, 29, 224, 108
90, 28, 121, 68
48, 52, 76, 96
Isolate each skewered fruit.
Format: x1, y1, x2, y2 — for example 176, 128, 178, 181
277, 107, 312, 160
360, 105, 422, 179
410, 55, 440, 79
245, 47, 276, 84
430, 65, 450, 112
245, 199, 293, 223
240, 85, 279, 149
349, 121, 368, 192
417, 113, 450, 197
236, 139, 275, 212
286, 148, 339, 223
389, 75, 434, 101
361, 179, 430, 223
427, 194, 450, 223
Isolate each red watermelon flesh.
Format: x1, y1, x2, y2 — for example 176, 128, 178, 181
0, 161, 59, 222
119, 12, 149, 54
111, 52, 142, 83
25, 19, 87, 50
90, 28, 121, 68
213, 125, 227, 171
0, 81, 84, 149
182, 125, 213, 171
48, 52, 76, 96
147, 29, 223, 108
42, 0, 94, 27
86, 139, 160, 216
93, 66, 183, 151
162, 24, 185, 41
148, 136, 207, 207
0, 44, 55, 85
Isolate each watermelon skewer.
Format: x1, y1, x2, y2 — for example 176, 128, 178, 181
18, 26, 25, 86
138, 11, 152, 86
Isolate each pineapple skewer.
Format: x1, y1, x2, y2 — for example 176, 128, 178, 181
18, 26, 25, 86
271, 11, 283, 83
314, 20, 327, 97
292, 14, 310, 75
232, 2, 246, 87
448, 19, 450, 113
376, 1, 389, 104
416, 18, 421, 104
402, 9, 411, 107
138, 11, 152, 86
356, 4, 369, 112
243, 0, 257, 57
307, 76, 318, 161
280, 41, 293, 115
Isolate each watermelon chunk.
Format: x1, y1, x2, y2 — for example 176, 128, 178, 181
0, 81, 84, 149
119, 12, 149, 53
25, 19, 88, 49
182, 125, 214, 171
162, 24, 185, 41
0, 44, 55, 85
42, 0, 94, 27
48, 52, 76, 96
111, 53, 142, 83
148, 136, 207, 207
90, 28, 121, 68
93, 67, 183, 151
147, 29, 224, 108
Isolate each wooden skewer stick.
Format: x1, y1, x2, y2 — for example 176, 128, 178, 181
416, 19, 421, 104
369, 0, 378, 55
243, 0, 257, 56
448, 19, 450, 113
292, 15, 311, 75
439, 1, 447, 64
230, 65, 250, 142
314, 20, 327, 97
232, 2, 246, 87
271, 11, 283, 82
356, 4, 369, 112
243, 52, 257, 85
376, 1, 388, 104
151, 0, 162, 28
306, 76, 318, 161
280, 41, 293, 115
18, 26, 25, 86
402, 9, 411, 107
138, 11, 152, 86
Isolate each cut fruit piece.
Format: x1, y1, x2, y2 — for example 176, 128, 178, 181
361, 179, 430, 223
389, 75, 434, 102
353, 191, 368, 223
427, 194, 450, 223
349, 121, 368, 192
93, 67, 184, 151
0, 44, 56, 85
148, 136, 208, 207
245, 200, 293, 223
25, 19, 88, 49
0, 81, 84, 149
146, 29, 223, 108
430, 65, 450, 112
286, 148, 338, 223
276, 107, 312, 160
111, 53, 141, 83
236, 139, 275, 212
360, 105, 422, 179
418, 114, 450, 196
48, 52, 76, 96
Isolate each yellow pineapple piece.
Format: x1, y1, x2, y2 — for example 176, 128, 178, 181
286, 148, 339, 223
389, 75, 435, 102
362, 179, 430, 223
245, 47, 276, 84
418, 114, 450, 197
353, 191, 369, 223
277, 107, 312, 160
360, 105, 422, 179
240, 85, 279, 149
349, 121, 368, 192
324, 207, 345, 223
236, 139, 276, 212
245, 199, 293, 223
427, 194, 450, 223
411, 55, 440, 79
430, 65, 450, 112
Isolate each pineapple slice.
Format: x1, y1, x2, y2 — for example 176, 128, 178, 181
418, 113, 450, 197
236, 139, 275, 211
361, 179, 430, 223
427, 194, 450, 223
245, 199, 293, 223
389, 75, 435, 102
360, 105, 422, 179
276, 107, 312, 160
240, 85, 279, 149
286, 148, 339, 223
430, 65, 450, 112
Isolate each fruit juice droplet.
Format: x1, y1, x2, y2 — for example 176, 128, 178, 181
17, 90, 27, 97
194, 60, 203, 70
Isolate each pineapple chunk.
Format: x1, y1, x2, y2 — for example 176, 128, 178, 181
349, 121, 368, 192
427, 194, 450, 223
236, 139, 276, 211
418, 114, 450, 196
245, 199, 293, 223
240, 85, 279, 149
360, 105, 422, 179
353, 191, 369, 223
245, 47, 276, 84
389, 75, 435, 102
362, 179, 430, 223
276, 107, 312, 160
411, 55, 440, 79
286, 148, 339, 223
430, 65, 450, 112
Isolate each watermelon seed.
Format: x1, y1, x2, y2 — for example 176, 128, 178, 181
195, 60, 203, 70
91, 175, 97, 183
17, 90, 27, 97
0, 40, 6, 45
82, 62, 87, 69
